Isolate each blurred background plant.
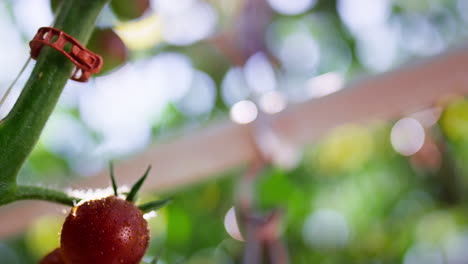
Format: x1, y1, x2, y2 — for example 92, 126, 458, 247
1, 0, 468, 263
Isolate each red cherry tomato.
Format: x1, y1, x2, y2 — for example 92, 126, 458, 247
61, 196, 149, 264
87, 28, 128, 75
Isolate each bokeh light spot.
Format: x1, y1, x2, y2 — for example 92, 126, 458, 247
230, 100, 258, 124
337, 0, 391, 33
159, 1, 217, 46
391, 117, 425, 156
355, 24, 399, 72
404, 243, 444, 264
13, 0, 53, 37
307, 72, 344, 98
277, 31, 320, 73
267, 0, 317, 15
152, 0, 196, 15
224, 207, 244, 242
259, 90, 287, 114
244, 53, 277, 95
221, 67, 250, 107
303, 209, 350, 250
176, 70, 216, 116
444, 231, 468, 263
396, 14, 445, 56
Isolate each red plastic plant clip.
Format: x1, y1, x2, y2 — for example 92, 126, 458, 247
29, 27, 103, 82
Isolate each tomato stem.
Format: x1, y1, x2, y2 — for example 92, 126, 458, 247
0, 0, 110, 206
0, 185, 80, 206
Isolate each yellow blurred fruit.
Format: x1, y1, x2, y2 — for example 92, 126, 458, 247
317, 124, 374, 173
440, 98, 468, 142
115, 15, 162, 51
25, 215, 64, 260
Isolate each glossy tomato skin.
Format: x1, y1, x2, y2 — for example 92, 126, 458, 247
61, 196, 149, 264
39, 248, 65, 264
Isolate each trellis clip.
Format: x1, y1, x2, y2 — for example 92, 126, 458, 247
29, 27, 103, 82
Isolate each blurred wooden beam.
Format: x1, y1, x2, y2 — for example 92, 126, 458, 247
1, 45, 468, 238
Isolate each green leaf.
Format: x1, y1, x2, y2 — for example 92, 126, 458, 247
109, 162, 118, 196
138, 197, 172, 213
126, 165, 151, 202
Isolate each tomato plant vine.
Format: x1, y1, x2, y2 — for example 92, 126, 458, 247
0, 0, 110, 206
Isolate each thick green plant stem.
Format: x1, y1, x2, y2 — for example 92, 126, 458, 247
0, 0, 110, 205
0, 186, 80, 206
